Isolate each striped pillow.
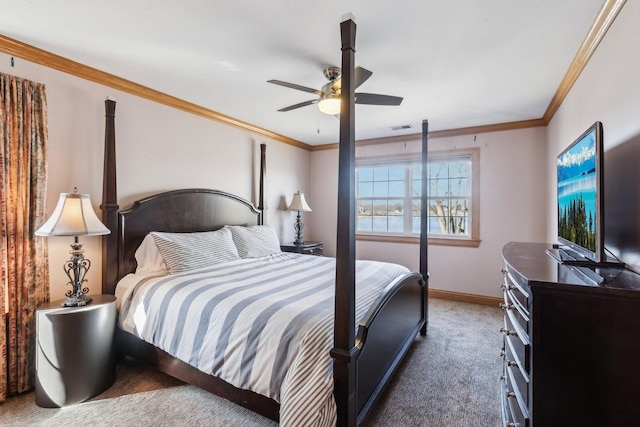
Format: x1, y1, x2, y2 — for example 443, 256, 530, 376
151, 228, 240, 274
227, 225, 282, 258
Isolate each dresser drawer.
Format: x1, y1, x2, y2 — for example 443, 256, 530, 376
500, 380, 515, 427
502, 268, 529, 310
503, 290, 530, 337
505, 363, 530, 427
505, 338, 529, 401
502, 315, 530, 374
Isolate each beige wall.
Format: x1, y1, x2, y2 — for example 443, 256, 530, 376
0, 52, 310, 301
546, 1, 640, 269
309, 126, 548, 298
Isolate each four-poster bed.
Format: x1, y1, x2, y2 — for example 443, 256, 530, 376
100, 17, 429, 427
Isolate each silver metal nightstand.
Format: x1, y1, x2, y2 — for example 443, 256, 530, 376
35, 294, 117, 407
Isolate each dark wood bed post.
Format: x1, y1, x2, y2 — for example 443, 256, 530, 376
420, 119, 429, 335
258, 143, 266, 225
331, 15, 358, 427
101, 99, 119, 294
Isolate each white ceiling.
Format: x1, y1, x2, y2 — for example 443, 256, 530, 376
0, 1, 606, 146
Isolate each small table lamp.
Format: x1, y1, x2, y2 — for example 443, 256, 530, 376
35, 189, 110, 307
287, 191, 312, 245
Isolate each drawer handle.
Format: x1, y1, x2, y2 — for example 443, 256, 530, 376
500, 283, 516, 291
507, 360, 518, 368
499, 375, 506, 381
500, 350, 506, 357
500, 327, 517, 336
499, 302, 514, 311
506, 391, 516, 398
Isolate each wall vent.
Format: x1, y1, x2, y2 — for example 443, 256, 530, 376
390, 124, 413, 131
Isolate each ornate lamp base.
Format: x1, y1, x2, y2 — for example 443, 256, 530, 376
293, 211, 304, 245
61, 239, 93, 307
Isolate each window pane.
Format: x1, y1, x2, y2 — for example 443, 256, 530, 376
388, 199, 403, 216
411, 164, 422, 180
448, 177, 469, 196
449, 160, 470, 178
428, 179, 448, 196
429, 161, 449, 179
358, 167, 373, 182
373, 216, 387, 232
373, 167, 388, 181
373, 181, 388, 197
389, 180, 404, 197
358, 181, 373, 197
373, 201, 388, 215
358, 199, 372, 215
389, 166, 404, 180
429, 216, 448, 235
411, 179, 421, 197
358, 216, 372, 231
389, 216, 404, 233
412, 216, 421, 234
449, 198, 469, 235
412, 199, 421, 215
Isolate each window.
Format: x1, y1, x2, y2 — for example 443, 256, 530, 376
356, 148, 480, 247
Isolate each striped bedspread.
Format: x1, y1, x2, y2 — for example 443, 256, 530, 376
117, 252, 410, 426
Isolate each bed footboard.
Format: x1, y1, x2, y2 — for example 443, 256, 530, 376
355, 272, 426, 424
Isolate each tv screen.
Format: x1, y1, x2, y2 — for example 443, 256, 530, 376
557, 121, 604, 262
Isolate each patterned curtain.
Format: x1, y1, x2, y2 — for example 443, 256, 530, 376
0, 72, 49, 401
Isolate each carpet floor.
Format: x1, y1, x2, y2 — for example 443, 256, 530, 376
0, 298, 502, 426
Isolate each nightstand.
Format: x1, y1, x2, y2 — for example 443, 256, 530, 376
35, 294, 117, 407
280, 241, 323, 256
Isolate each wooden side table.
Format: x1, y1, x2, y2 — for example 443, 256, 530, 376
280, 241, 323, 256
35, 294, 117, 407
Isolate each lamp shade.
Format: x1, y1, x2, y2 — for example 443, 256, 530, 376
35, 192, 110, 237
287, 192, 312, 212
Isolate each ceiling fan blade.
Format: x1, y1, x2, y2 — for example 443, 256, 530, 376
277, 99, 318, 112
331, 66, 373, 92
268, 80, 322, 95
354, 66, 373, 88
355, 92, 403, 106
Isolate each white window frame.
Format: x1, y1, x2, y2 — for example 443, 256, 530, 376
355, 148, 480, 248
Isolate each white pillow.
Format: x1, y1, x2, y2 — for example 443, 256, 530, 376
134, 234, 168, 275
151, 228, 240, 274
227, 225, 282, 258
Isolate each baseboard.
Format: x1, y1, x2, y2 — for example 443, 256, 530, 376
429, 288, 501, 307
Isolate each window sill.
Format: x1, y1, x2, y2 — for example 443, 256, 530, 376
356, 233, 481, 248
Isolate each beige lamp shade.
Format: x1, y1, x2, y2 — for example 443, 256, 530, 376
35, 192, 110, 237
287, 192, 312, 212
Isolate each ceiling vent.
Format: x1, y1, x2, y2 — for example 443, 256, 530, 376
390, 124, 413, 131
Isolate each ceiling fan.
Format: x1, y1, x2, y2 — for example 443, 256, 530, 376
268, 66, 403, 115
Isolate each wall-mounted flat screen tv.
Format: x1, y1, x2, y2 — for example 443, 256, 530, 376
557, 121, 604, 263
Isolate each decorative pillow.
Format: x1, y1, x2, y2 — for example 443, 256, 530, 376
151, 228, 240, 274
227, 225, 282, 258
134, 234, 168, 275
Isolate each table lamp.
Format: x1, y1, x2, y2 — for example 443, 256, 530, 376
287, 191, 312, 245
35, 189, 110, 307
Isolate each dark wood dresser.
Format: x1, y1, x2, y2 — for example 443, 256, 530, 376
500, 242, 640, 427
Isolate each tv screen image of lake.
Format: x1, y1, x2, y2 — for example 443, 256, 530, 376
557, 133, 597, 252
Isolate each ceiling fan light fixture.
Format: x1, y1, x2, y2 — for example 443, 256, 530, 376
318, 97, 341, 115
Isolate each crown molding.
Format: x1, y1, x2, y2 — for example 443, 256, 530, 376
0, 34, 311, 151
